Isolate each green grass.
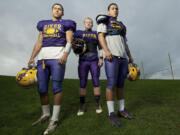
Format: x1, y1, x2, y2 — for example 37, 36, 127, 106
0, 75, 179, 135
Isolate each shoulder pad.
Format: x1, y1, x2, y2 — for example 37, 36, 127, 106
63, 19, 76, 32
37, 20, 45, 31
96, 14, 110, 24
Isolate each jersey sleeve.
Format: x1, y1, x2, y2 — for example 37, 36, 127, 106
64, 20, 76, 32
74, 30, 82, 38
97, 23, 107, 33
36, 21, 43, 31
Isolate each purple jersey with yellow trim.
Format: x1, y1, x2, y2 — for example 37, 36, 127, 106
74, 30, 101, 61
37, 19, 76, 47
107, 17, 126, 39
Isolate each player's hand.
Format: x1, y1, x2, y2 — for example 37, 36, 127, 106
59, 52, 68, 64
28, 58, 35, 67
129, 57, 134, 63
105, 50, 112, 61
98, 58, 103, 67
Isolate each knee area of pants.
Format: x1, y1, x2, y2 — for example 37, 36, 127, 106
53, 91, 63, 96
38, 85, 48, 94
116, 80, 125, 88
38, 90, 48, 95
80, 76, 88, 81
92, 79, 99, 87
53, 89, 62, 94
80, 78, 87, 87
80, 82, 87, 88
107, 78, 115, 85
93, 83, 100, 87
52, 80, 62, 92
107, 80, 116, 90
107, 85, 113, 91
53, 87, 62, 94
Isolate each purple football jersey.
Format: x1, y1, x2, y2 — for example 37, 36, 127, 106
74, 30, 101, 61
105, 17, 127, 40
37, 19, 76, 47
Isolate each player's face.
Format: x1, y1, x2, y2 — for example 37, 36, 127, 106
84, 19, 93, 30
108, 5, 118, 18
52, 5, 63, 19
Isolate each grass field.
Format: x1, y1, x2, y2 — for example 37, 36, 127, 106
0, 75, 179, 135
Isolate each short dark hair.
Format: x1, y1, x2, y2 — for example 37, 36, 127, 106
108, 3, 118, 10
52, 3, 64, 11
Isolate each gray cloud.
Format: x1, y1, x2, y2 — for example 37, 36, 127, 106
0, 0, 179, 79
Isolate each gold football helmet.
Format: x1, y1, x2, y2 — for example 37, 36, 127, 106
16, 66, 37, 87
127, 63, 140, 81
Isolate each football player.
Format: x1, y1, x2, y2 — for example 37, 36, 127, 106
74, 17, 103, 116
97, 3, 134, 127
28, 3, 76, 134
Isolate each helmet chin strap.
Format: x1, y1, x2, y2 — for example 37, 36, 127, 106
33, 62, 36, 69
28, 62, 36, 69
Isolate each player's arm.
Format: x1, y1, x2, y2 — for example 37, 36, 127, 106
97, 42, 103, 58
97, 42, 103, 67
122, 25, 134, 63
28, 32, 43, 66
125, 42, 133, 63
96, 15, 112, 61
59, 30, 73, 64
98, 32, 112, 61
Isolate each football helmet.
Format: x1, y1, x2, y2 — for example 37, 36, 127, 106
127, 63, 140, 81
16, 65, 37, 87
72, 38, 87, 55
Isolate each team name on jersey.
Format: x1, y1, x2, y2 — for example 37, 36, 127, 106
43, 24, 62, 38
82, 33, 97, 39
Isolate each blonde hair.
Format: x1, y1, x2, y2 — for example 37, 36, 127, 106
84, 17, 93, 24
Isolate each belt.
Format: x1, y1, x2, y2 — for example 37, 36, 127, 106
113, 55, 121, 59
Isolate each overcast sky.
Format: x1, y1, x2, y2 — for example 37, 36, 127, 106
0, 0, 179, 79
